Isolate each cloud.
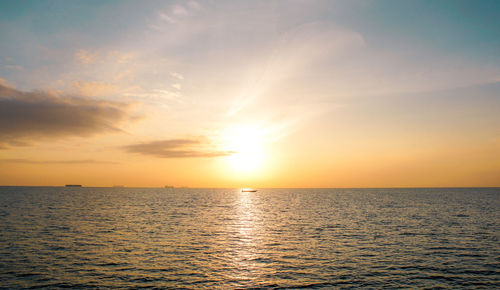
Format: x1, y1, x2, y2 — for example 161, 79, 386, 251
0, 78, 9, 86
225, 22, 364, 117
0, 83, 133, 149
107, 50, 134, 64
4, 65, 23, 71
124, 89, 181, 101
170, 72, 184, 80
74, 49, 134, 66
114, 69, 134, 81
159, 2, 200, 24
0, 159, 117, 164
124, 139, 234, 158
171, 83, 181, 90
73, 81, 122, 97
74, 49, 98, 65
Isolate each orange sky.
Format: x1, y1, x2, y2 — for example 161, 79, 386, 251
1, 1, 499, 187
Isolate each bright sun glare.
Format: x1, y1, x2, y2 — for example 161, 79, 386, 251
222, 124, 266, 173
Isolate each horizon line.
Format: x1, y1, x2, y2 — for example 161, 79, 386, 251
0, 185, 499, 189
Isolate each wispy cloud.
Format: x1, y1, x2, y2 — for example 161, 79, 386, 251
124, 139, 234, 158
74, 49, 98, 65
0, 159, 117, 164
158, 1, 201, 24
107, 50, 134, 64
73, 81, 122, 97
74, 49, 134, 65
0, 78, 9, 86
4, 65, 23, 71
124, 88, 182, 102
0, 83, 133, 149
170, 72, 184, 80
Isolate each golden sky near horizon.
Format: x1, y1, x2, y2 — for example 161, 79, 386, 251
1, 1, 499, 187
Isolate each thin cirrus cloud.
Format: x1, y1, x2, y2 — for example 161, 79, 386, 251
0, 159, 117, 165
0, 82, 133, 149
73, 81, 122, 97
124, 139, 234, 158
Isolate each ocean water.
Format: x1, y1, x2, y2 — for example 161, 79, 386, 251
0, 187, 499, 289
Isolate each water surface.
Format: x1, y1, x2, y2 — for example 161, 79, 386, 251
0, 187, 499, 288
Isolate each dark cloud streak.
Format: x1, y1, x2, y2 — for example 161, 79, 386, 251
0, 83, 132, 149
0, 158, 118, 164
124, 139, 234, 158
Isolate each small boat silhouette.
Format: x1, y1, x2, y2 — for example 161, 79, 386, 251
241, 189, 257, 192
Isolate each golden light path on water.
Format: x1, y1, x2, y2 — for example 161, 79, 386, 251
229, 190, 260, 282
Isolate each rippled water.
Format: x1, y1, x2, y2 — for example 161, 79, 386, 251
0, 187, 499, 288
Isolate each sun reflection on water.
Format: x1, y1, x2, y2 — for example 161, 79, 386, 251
226, 189, 262, 283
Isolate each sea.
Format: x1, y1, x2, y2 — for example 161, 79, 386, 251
0, 187, 498, 289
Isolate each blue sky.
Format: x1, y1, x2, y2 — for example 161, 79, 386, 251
1, 0, 498, 88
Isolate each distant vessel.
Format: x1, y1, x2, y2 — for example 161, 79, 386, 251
113, 185, 125, 188
241, 189, 257, 192
164, 185, 174, 188
65, 184, 82, 187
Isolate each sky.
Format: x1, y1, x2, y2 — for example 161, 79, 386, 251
0, 0, 499, 187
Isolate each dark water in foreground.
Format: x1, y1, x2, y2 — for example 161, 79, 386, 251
0, 187, 499, 289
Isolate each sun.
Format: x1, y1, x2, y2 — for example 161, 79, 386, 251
221, 124, 267, 174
